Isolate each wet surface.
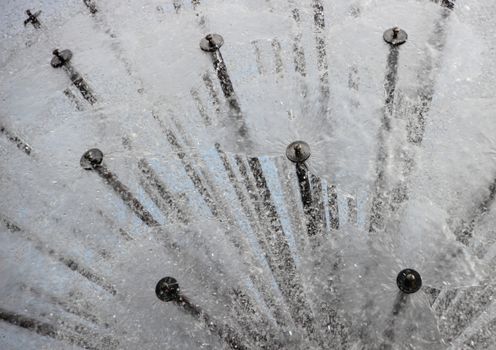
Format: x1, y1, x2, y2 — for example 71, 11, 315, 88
1, 0, 496, 349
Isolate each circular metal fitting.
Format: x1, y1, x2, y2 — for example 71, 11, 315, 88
80, 148, 103, 170
286, 141, 311, 163
155, 277, 180, 302
396, 268, 422, 294
200, 34, 224, 52
383, 27, 408, 46
51, 49, 73, 68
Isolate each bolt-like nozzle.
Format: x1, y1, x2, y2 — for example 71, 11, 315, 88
200, 33, 224, 52
50, 48, 73, 68
155, 277, 180, 302
383, 27, 408, 46
286, 141, 311, 163
26, 10, 32, 16
80, 148, 104, 170
396, 268, 422, 294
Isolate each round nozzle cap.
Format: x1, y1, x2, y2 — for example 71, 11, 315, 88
80, 148, 103, 170
51, 49, 73, 68
200, 34, 224, 52
383, 27, 408, 46
286, 141, 311, 163
155, 277, 180, 302
397, 268, 422, 294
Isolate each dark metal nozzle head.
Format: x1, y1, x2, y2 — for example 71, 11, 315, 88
26, 10, 32, 16
200, 33, 224, 52
396, 268, 422, 294
155, 277, 180, 302
383, 27, 408, 46
80, 148, 104, 170
286, 141, 311, 163
441, 0, 455, 10
51, 49, 72, 68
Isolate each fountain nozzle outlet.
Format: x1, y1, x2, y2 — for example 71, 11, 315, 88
156, 277, 180, 302
80, 148, 104, 170
51, 48, 73, 68
200, 34, 224, 52
286, 141, 311, 163
383, 27, 408, 46
396, 268, 422, 294
24, 9, 41, 28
